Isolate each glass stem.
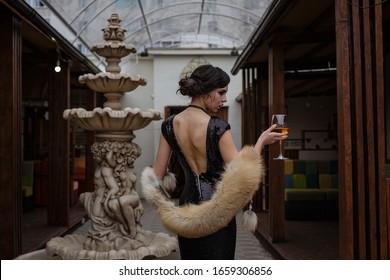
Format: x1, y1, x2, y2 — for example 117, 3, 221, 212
279, 140, 283, 156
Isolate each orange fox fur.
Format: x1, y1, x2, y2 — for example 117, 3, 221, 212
141, 146, 264, 238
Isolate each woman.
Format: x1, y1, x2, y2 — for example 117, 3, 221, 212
142, 64, 287, 259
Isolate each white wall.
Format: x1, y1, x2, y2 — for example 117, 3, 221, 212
120, 50, 243, 194
120, 58, 155, 191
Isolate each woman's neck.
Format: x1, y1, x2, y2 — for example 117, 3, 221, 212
187, 103, 207, 114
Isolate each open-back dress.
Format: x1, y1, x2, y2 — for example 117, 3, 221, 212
161, 114, 236, 260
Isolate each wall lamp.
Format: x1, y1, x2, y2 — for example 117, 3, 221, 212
230, 47, 239, 56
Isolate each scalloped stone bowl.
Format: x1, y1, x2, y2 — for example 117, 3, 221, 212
79, 72, 147, 93
91, 42, 137, 58
63, 107, 162, 131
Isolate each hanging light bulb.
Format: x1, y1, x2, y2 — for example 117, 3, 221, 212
54, 47, 61, 72
54, 58, 61, 72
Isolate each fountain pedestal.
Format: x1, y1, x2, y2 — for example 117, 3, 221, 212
44, 14, 178, 260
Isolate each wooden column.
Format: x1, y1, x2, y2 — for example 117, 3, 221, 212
335, 0, 355, 260
335, 0, 388, 259
241, 69, 247, 145
47, 60, 70, 226
268, 36, 285, 242
372, 0, 388, 260
0, 7, 22, 259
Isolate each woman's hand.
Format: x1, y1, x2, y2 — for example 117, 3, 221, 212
254, 124, 288, 154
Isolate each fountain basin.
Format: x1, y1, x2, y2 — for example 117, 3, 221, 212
63, 107, 162, 132
92, 42, 136, 58
79, 72, 147, 93
44, 229, 178, 260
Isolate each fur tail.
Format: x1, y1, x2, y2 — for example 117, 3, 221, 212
141, 146, 264, 238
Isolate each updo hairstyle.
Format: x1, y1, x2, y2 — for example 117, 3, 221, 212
177, 64, 230, 98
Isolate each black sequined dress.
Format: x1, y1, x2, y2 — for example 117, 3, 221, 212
161, 115, 236, 260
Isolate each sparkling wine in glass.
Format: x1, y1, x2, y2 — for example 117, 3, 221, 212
272, 114, 288, 160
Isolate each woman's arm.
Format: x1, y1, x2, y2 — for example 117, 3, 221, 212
153, 134, 172, 179
219, 124, 288, 164
254, 124, 288, 154
219, 130, 239, 163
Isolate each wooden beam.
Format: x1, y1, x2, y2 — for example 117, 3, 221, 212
276, 31, 335, 45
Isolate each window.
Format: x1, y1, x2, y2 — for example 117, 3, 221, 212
26, 0, 44, 8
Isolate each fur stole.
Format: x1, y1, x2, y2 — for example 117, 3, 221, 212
141, 146, 264, 238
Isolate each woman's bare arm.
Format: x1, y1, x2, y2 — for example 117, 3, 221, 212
153, 134, 172, 179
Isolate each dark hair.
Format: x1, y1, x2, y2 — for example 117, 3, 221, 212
177, 64, 230, 98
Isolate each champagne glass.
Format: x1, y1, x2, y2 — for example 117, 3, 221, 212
271, 114, 288, 160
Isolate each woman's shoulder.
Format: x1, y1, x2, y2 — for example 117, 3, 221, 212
209, 116, 231, 137
209, 116, 230, 128
161, 114, 175, 127
161, 114, 176, 138
163, 114, 175, 123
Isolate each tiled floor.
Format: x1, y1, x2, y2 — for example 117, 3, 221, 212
72, 199, 274, 260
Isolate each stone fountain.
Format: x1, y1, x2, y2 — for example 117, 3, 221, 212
45, 14, 178, 260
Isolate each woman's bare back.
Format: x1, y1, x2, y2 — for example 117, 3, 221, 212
173, 109, 210, 175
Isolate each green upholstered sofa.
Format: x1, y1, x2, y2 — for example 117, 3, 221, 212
284, 159, 339, 220
22, 161, 35, 213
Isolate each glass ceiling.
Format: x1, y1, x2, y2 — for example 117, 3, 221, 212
35, 0, 271, 57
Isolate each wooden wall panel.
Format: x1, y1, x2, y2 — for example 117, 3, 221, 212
362, 0, 378, 258
336, 0, 388, 259
0, 7, 22, 259
387, 179, 390, 257
241, 67, 269, 212
351, 0, 367, 259
373, 0, 388, 260
47, 61, 70, 226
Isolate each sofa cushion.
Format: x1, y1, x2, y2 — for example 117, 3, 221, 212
284, 159, 339, 220
305, 160, 318, 175
284, 160, 294, 175
318, 161, 331, 173
319, 174, 332, 189
285, 189, 326, 201
22, 161, 34, 188
285, 174, 294, 188
326, 189, 339, 201
293, 160, 306, 173
293, 174, 307, 188
306, 174, 319, 188
22, 185, 33, 197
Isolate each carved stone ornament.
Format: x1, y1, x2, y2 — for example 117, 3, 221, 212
45, 14, 178, 260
